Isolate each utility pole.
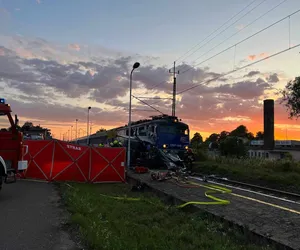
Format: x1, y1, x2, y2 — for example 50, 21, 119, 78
169, 61, 179, 117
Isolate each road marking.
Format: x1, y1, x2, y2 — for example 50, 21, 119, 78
231, 192, 300, 215
189, 177, 300, 215
190, 176, 300, 205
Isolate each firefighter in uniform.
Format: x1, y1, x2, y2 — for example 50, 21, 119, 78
110, 140, 123, 147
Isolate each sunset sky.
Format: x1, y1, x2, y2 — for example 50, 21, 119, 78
0, 0, 300, 140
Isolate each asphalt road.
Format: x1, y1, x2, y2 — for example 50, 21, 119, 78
0, 180, 81, 250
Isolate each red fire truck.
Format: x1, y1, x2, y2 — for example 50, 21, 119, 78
0, 98, 28, 191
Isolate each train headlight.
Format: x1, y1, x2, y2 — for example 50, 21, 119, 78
185, 146, 188, 150
163, 144, 167, 148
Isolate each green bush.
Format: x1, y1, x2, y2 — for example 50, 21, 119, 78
193, 157, 300, 191
193, 149, 208, 161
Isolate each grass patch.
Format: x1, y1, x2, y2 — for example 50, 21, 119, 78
193, 157, 300, 192
61, 182, 272, 250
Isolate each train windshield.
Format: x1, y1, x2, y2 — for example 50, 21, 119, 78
159, 125, 189, 135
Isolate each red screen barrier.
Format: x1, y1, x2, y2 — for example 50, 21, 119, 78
19, 140, 125, 183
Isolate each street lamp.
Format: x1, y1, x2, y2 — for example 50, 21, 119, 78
70, 125, 73, 141
87, 107, 91, 145
75, 119, 78, 142
127, 62, 140, 169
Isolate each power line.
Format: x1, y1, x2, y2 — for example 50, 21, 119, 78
134, 97, 172, 100
145, 0, 267, 91
174, 0, 258, 63
125, 109, 159, 112
132, 95, 165, 115
141, 0, 259, 92
147, 79, 168, 90
137, 0, 268, 110
180, 0, 289, 74
176, 0, 267, 67
177, 43, 300, 95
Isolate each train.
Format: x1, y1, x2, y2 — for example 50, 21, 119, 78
73, 114, 190, 155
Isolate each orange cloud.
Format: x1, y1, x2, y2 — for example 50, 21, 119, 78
248, 55, 256, 61
247, 52, 269, 61
259, 52, 268, 58
15, 48, 35, 58
68, 43, 80, 51
0, 48, 5, 56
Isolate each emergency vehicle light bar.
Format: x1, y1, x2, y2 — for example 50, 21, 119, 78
0, 98, 5, 104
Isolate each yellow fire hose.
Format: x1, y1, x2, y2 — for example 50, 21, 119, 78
170, 180, 232, 208
69, 180, 232, 209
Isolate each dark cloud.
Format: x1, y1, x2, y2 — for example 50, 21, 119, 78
244, 70, 260, 77
216, 78, 272, 99
0, 46, 15, 56
177, 91, 262, 126
267, 73, 279, 83
0, 53, 38, 83
8, 81, 46, 96
1, 52, 132, 99
174, 77, 271, 100
0, 40, 280, 134
173, 76, 275, 131
1, 44, 272, 105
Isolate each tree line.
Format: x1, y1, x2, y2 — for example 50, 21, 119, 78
190, 75, 300, 158
190, 125, 264, 158
15, 121, 52, 138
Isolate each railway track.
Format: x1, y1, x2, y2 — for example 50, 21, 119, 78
192, 173, 300, 203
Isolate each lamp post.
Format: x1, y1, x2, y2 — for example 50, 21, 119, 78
70, 125, 73, 141
75, 119, 78, 142
87, 107, 91, 144
127, 62, 140, 169
90, 122, 93, 135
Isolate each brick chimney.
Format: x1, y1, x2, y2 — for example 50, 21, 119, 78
263, 99, 275, 150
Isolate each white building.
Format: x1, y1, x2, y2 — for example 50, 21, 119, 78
248, 140, 300, 161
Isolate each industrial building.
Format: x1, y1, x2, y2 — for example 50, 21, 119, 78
248, 99, 300, 161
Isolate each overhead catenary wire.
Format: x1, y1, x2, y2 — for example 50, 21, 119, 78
132, 95, 165, 115
174, 0, 258, 63
145, 0, 259, 91
180, 0, 289, 74
145, 0, 279, 91
177, 0, 268, 68
134, 97, 172, 100
137, 1, 290, 112
177, 43, 300, 95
